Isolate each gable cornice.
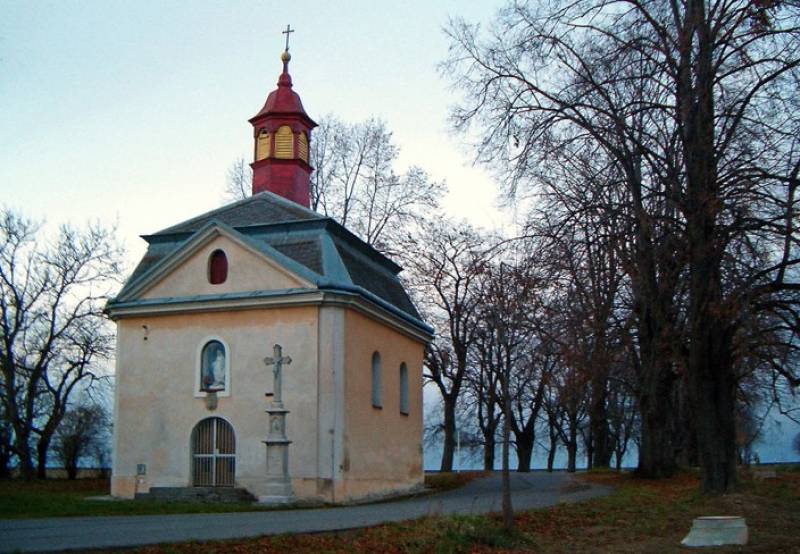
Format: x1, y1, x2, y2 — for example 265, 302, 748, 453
105, 288, 433, 344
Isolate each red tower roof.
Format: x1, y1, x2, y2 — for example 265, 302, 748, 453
249, 52, 316, 126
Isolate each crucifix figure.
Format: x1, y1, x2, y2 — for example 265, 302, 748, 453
282, 24, 295, 52
264, 344, 292, 405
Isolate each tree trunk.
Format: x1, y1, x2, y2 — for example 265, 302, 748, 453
675, 379, 698, 466
586, 428, 593, 471
590, 376, 612, 468
678, 0, 738, 495
13, 427, 35, 480
638, 394, 676, 478
501, 386, 514, 531
0, 427, 11, 478
66, 459, 78, 480
688, 321, 737, 492
637, 352, 677, 478
515, 432, 534, 472
483, 434, 495, 471
440, 395, 456, 472
36, 437, 51, 479
566, 421, 578, 473
547, 430, 557, 472
0, 448, 10, 478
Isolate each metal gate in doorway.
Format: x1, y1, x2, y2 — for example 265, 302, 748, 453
191, 417, 235, 487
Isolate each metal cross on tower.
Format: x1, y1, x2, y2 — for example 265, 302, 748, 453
264, 344, 292, 405
282, 24, 295, 52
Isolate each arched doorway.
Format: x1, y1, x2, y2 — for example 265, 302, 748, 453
191, 417, 235, 487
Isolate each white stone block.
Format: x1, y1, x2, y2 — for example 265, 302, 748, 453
681, 516, 748, 547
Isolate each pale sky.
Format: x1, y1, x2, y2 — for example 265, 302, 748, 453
1, 1, 507, 266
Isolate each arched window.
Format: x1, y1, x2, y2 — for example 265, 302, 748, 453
208, 250, 227, 284
298, 132, 309, 163
371, 352, 382, 408
200, 340, 227, 392
274, 125, 293, 159
256, 128, 271, 161
399, 363, 409, 415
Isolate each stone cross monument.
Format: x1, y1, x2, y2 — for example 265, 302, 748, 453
259, 343, 293, 504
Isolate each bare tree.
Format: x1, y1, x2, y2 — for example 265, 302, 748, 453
222, 157, 252, 203
554, 298, 593, 473
466, 316, 503, 470
404, 219, 489, 472
443, 0, 800, 493
478, 256, 552, 473
311, 116, 445, 253
52, 401, 109, 480
0, 209, 123, 479
309, 114, 339, 213
542, 379, 564, 472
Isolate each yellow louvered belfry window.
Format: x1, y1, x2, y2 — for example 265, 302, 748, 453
255, 129, 271, 161
275, 126, 293, 159
298, 132, 309, 163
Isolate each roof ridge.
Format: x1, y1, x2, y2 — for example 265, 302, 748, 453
252, 190, 323, 219
154, 195, 260, 235
153, 191, 322, 235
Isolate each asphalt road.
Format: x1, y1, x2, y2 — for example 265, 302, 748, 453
0, 472, 611, 553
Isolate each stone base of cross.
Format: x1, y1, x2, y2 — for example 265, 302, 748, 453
258, 407, 293, 503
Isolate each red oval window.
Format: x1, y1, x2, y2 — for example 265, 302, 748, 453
208, 250, 228, 284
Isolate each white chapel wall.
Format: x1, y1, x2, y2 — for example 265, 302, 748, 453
111, 306, 319, 498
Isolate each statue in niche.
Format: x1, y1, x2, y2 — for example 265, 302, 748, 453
201, 340, 226, 391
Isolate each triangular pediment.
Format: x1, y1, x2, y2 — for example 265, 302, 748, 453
119, 222, 317, 302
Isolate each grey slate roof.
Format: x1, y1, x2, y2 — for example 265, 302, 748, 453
334, 243, 419, 318
271, 240, 323, 275
111, 192, 427, 331
155, 192, 319, 234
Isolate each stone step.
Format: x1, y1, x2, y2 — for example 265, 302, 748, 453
137, 486, 256, 504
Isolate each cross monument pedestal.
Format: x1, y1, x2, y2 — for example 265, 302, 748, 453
258, 344, 294, 505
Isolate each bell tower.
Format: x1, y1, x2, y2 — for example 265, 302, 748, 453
249, 27, 317, 207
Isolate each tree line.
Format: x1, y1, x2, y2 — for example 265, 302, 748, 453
436, 0, 799, 495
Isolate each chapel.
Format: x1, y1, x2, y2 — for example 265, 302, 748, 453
106, 42, 432, 503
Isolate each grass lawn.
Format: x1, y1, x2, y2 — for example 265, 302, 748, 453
0, 478, 273, 519
103, 467, 799, 553
0, 472, 487, 519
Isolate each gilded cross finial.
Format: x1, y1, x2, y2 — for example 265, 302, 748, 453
282, 24, 295, 52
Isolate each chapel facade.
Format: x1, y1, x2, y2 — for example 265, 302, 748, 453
107, 47, 432, 503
